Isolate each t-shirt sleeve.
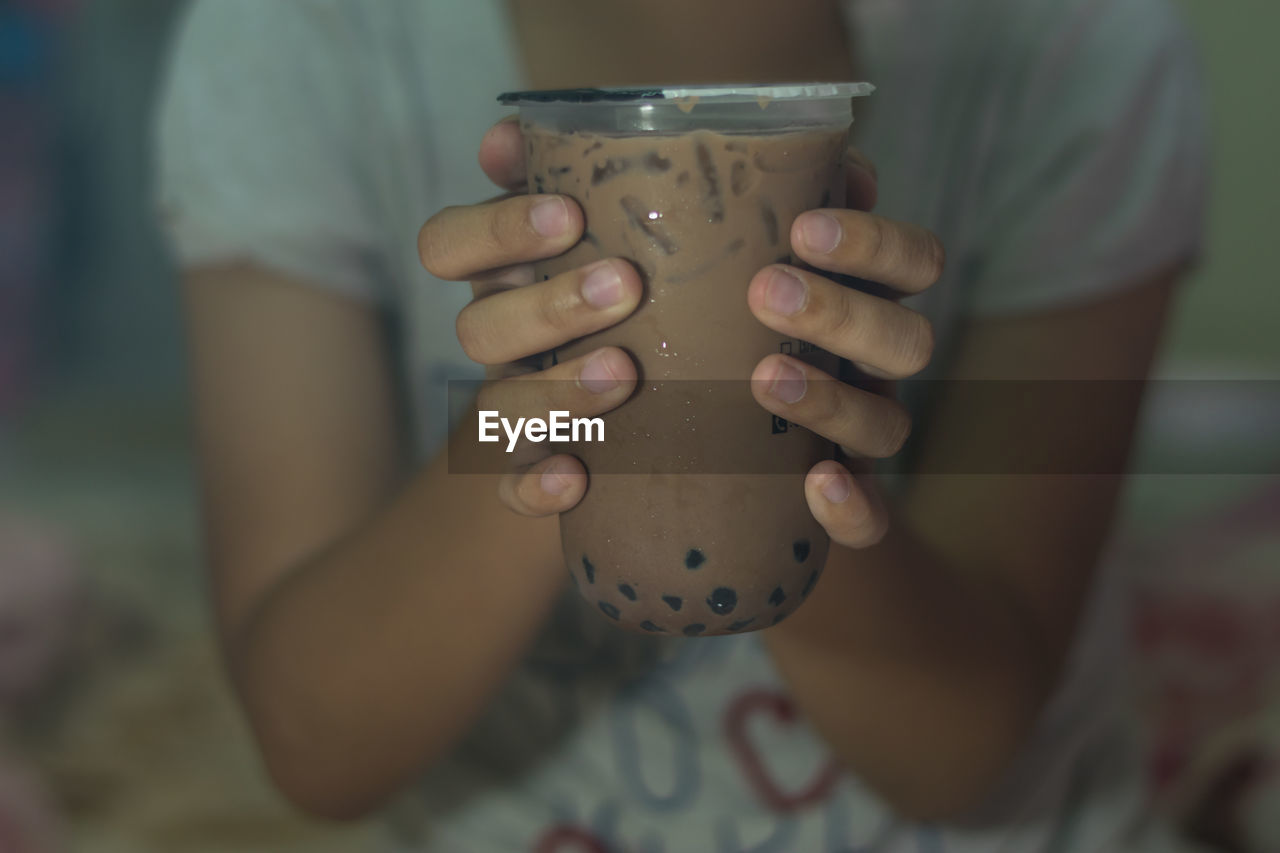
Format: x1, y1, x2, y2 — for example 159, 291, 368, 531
153, 0, 388, 304
967, 0, 1210, 316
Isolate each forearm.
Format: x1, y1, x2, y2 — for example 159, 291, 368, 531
228, 408, 566, 819
763, 492, 1064, 823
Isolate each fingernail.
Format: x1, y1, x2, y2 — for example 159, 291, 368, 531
768, 360, 807, 404
580, 350, 621, 394
801, 212, 842, 254
765, 268, 808, 316
581, 262, 624, 308
822, 472, 851, 504
531, 197, 568, 238
541, 462, 572, 496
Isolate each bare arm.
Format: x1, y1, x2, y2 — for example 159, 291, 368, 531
759, 263, 1179, 821
179, 0, 856, 819
182, 263, 576, 819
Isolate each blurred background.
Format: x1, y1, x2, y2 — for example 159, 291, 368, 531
0, 1, 1276, 851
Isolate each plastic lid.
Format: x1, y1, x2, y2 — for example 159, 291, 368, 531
497, 82, 874, 105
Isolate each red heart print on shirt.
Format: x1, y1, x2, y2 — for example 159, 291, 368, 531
723, 688, 841, 813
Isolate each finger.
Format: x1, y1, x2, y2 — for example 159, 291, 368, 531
479, 116, 528, 193
457, 259, 643, 365
419, 193, 583, 281
748, 265, 935, 379
804, 461, 888, 549
475, 347, 637, 429
470, 260, 537, 301
498, 454, 589, 517
790, 209, 945, 294
844, 147, 878, 212
750, 355, 912, 459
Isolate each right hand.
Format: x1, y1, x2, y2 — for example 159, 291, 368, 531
418, 118, 643, 518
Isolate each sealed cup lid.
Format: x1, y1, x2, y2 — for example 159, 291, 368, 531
498, 82, 874, 106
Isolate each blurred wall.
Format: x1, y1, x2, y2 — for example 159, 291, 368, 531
47, 0, 181, 394
1165, 0, 1279, 372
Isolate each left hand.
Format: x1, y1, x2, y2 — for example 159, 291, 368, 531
747, 152, 945, 549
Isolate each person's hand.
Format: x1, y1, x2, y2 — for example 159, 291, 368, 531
746, 153, 944, 549
417, 119, 643, 517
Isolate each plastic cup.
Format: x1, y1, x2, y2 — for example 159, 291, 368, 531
497, 83, 873, 636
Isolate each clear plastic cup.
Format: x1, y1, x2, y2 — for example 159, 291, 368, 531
497, 83, 873, 636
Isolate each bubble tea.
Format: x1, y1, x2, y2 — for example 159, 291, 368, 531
498, 84, 872, 636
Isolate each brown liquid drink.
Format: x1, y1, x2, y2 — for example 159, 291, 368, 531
499, 85, 870, 636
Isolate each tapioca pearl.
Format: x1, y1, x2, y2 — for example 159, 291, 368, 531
793, 540, 811, 564
683, 623, 707, 637
685, 549, 706, 570
662, 595, 683, 612
801, 569, 820, 599
582, 555, 596, 584
639, 621, 667, 633
727, 617, 757, 632
772, 612, 788, 626
768, 586, 787, 607
706, 587, 738, 616
597, 601, 620, 620
618, 583, 637, 601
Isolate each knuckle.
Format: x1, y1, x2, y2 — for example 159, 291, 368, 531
921, 233, 947, 286
859, 214, 889, 270
455, 304, 494, 363
418, 208, 463, 279
812, 378, 845, 426
535, 286, 574, 335
827, 288, 866, 348
487, 204, 513, 255
877, 401, 913, 458
897, 312, 935, 376
803, 379, 844, 427
505, 196, 545, 249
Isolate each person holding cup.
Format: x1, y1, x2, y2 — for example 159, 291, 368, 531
157, 0, 1208, 849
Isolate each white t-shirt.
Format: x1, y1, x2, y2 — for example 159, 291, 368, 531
155, 1, 1209, 851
